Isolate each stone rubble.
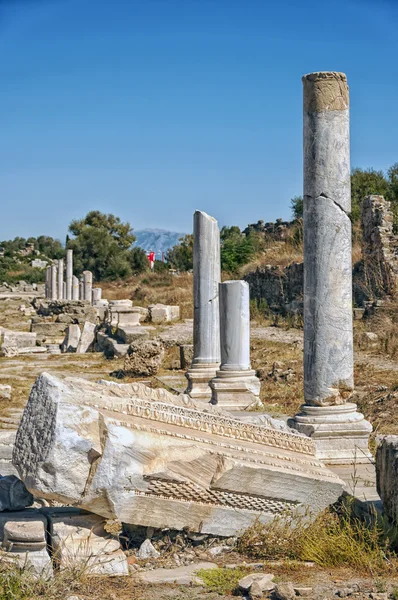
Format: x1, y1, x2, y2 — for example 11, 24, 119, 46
123, 339, 165, 376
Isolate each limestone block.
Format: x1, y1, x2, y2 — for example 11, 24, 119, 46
0, 512, 52, 578
30, 322, 67, 339
130, 306, 149, 322
117, 326, 149, 344
0, 475, 33, 511
95, 332, 129, 358
1, 330, 37, 350
13, 373, 344, 537
49, 511, 128, 576
76, 322, 96, 353
123, 339, 164, 376
149, 304, 180, 323
117, 311, 141, 328
61, 324, 81, 353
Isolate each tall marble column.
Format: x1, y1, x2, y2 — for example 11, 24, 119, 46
83, 271, 92, 302
66, 249, 73, 300
50, 265, 58, 301
289, 72, 371, 463
185, 210, 221, 400
210, 280, 261, 409
72, 276, 79, 300
57, 259, 64, 300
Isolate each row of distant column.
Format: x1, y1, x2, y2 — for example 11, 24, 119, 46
44, 250, 101, 304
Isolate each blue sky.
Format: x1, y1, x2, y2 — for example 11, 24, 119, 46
1, 0, 397, 242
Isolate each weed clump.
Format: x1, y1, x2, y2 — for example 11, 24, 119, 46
237, 502, 398, 575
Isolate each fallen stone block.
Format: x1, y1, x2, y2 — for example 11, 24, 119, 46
76, 321, 96, 353
48, 510, 128, 576
123, 339, 164, 376
14, 373, 344, 537
117, 326, 149, 344
30, 322, 67, 340
61, 324, 81, 353
0, 512, 52, 578
0, 475, 33, 511
149, 304, 180, 324
95, 332, 130, 358
1, 330, 37, 353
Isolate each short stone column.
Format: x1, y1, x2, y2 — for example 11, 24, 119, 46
83, 271, 93, 303
92, 287, 102, 303
210, 280, 261, 409
79, 280, 84, 301
50, 265, 58, 300
289, 72, 371, 463
66, 249, 73, 300
45, 266, 51, 299
72, 276, 79, 300
57, 259, 64, 300
185, 210, 221, 400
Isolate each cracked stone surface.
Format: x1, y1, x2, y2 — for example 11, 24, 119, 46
302, 72, 353, 406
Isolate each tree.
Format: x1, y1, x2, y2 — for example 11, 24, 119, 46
36, 236, 64, 259
67, 211, 136, 280
291, 196, 303, 220
220, 226, 258, 273
130, 247, 148, 274
350, 168, 389, 222
166, 234, 194, 271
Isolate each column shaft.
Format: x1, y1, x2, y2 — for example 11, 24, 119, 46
66, 249, 73, 300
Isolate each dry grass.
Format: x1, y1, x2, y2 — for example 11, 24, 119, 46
101, 273, 194, 320
251, 338, 303, 416
237, 501, 398, 576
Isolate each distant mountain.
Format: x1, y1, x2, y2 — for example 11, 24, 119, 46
133, 229, 186, 256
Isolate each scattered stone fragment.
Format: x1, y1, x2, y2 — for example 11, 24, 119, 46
0, 475, 33, 511
250, 574, 276, 598
273, 582, 296, 600
49, 511, 128, 576
137, 539, 160, 559
294, 587, 313, 597
61, 324, 81, 353
0, 385, 11, 400
207, 545, 229, 557
123, 339, 165, 376
76, 321, 96, 353
238, 573, 274, 594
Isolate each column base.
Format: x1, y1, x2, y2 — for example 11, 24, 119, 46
185, 363, 219, 400
210, 369, 262, 410
288, 403, 372, 464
